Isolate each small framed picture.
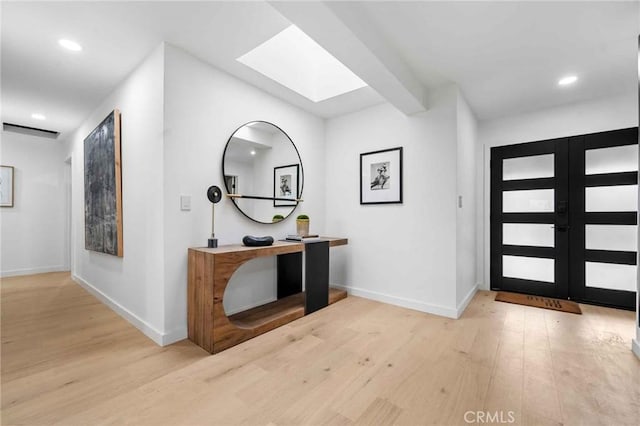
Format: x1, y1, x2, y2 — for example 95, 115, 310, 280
0, 165, 15, 207
360, 147, 403, 205
274, 164, 299, 207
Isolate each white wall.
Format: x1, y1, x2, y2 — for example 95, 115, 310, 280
63, 44, 167, 343
456, 92, 479, 311
325, 88, 463, 317
478, 93, 638, 289
162, 44, 326, 338
0, 131, 68, 276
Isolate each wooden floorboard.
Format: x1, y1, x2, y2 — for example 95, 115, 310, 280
1, 272, 638, 425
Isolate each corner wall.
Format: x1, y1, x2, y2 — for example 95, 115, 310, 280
456, 92, 479, 313
63, 44, 166, 343
61, 42, 328, 345
0, 132, 68, 276
324, 86, 477, 318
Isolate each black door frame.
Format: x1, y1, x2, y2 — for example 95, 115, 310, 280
490, 127, 638, 310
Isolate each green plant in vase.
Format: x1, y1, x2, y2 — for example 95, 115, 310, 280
296, 214, 310, 236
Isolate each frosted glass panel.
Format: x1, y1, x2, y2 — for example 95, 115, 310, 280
585, 225, 638, 252
585, 262, 637, 292
503, 154, 554, 181
503, 223, 554, 247
503, 189, 554, 213
585, 185, 637, 212
503, 255, 554, 283
585, 145, 638, 175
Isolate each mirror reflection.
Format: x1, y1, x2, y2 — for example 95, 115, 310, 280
222, 121, 303, 224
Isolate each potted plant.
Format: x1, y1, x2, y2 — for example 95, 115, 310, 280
272, 214, 284, 223
296, 214, 310, 236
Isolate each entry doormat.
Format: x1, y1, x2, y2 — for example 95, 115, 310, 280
495, 292, 582, 314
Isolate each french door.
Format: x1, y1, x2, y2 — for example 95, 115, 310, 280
491, 127, 638, 310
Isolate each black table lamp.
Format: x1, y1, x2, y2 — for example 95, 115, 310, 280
207, 185, 222, 248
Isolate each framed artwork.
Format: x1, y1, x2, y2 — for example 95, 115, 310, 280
0, 165, 14, 207
360, 147, 403, 205
84, 109, 123, 257
273, 164, 299, 207
224, 175, 238, 195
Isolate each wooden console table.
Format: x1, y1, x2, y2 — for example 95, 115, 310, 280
187, 237, 348, 354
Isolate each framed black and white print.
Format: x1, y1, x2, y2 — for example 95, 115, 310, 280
0, 165, 14, 207
360, 147, 403, 205
274, 164, 299, 207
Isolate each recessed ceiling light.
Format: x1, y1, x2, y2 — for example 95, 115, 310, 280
58, 39, 82, 52
250, 150, 256, 156
31, 113, 46, 120
558, 75, 578, 86
237, 25, 367, 102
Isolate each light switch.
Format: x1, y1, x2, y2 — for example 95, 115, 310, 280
180, 195, 191, 211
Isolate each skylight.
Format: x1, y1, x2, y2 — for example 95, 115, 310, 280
237, 25, 367, 103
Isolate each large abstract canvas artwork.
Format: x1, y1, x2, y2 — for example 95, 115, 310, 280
84, 109, 123, 256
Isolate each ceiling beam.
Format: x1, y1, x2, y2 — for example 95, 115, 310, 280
269, 1, 427, 115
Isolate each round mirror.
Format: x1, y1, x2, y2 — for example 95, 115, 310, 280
222, 121, 304, 224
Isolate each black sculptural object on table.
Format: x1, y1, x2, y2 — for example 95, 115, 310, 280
242, 235, 274, 247
207, 185, 222, 248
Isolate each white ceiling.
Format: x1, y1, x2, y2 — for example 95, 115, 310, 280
357, 1, 639, 120
2, 1, 638, 139
0, 1, 383, 137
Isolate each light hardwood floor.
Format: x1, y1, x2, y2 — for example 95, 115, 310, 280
1, 272, 639, 425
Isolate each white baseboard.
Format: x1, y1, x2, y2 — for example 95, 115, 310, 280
332, 284, 458, 319
1, 265, 68, 278
633, 338, 640, 360
72, 274, 166, 346
162, 327, 188, 346
456, 283, 479, 318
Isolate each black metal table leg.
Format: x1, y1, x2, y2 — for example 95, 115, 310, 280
304, 241, 329, 314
